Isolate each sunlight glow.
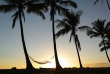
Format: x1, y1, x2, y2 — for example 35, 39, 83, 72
59, 57, 70, 68
43, 59, 55, 68
42, 56, 72, 68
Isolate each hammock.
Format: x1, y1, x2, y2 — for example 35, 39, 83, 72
29, 55, 54, 64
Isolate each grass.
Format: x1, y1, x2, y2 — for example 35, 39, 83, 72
0, 67, 110, 74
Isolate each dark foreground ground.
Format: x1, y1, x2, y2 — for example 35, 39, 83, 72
0, 68, 110, 74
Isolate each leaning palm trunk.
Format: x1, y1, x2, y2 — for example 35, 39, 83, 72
19, 11, 34, 70
102, 37, 110, 63
73, 35, 83, 68
52, 12, 62, 69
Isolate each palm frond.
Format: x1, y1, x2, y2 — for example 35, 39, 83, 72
55, 19, 70, 29
75, 10, 83, 16
99, 40, 104, 47
94, 0, 110, 10
0, 4, 17, 13
92, 19, 106, 26
90, 34, 100, 38
62, 18, 69, 22
35, 11, 45, 19
56, 5, 68, 15
91, 19, 106, 33
105, 22, 110, 31
11, 11, 19, 29
78, 26, 91, 32
99, 39, 109, 47
100, 46, 110, 52
106, 0, 110, 10
27, 3, 48, 12
94, 0, 99, 5
56, 28, 70, 38
106, 28, 110, 34
92, 26, 100, 33
59, 0, 77, 8
69, 10, 82, 27
27, 4, 46, 19
106, 32, 110, 40
87, 30, 100, 38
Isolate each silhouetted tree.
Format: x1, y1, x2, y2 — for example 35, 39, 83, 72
0, 0, 47, 69
44, 0, 77, 69
87, 19, 110, 63
94, 0, 110, 10
55, 11, 88, 68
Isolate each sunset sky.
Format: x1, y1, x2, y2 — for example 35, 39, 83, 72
0, 0, 110, 69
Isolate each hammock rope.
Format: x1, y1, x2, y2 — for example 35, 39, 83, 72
29, 55, 54, 64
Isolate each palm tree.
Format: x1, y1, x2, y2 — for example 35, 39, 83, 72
0, 0, 47, 69
44, 0, 77, 69
55, 11, 88, 68
87, 19, 110, 63
94, 0, 110, 10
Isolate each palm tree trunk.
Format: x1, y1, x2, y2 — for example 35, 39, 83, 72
73, 36, 83, 68
19, 11, 34, 70
105, 49, 110, 63
52, 12, 62, 69
102, 37, 110, 63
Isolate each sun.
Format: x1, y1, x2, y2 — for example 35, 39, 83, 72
59, 57, 69, 68
43, 56, 71, 68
